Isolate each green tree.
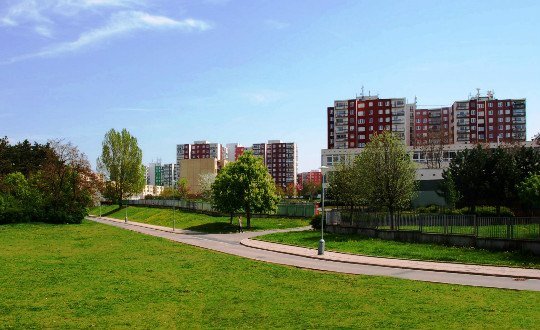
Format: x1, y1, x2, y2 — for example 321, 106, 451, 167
177, 178, 190, 199
437, 170, 459, 210
444, 145, 489, 213
211, 165, 242, 224
211, 151, 279, 228
356, 131, 417, 228
485, 147, 517, 215
517, 174, 540, 212
300, 180, 321, 201
97, 129, 145, 206
328, 160, 365, 216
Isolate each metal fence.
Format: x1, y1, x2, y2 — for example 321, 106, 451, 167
329, 212, 540, 241
124, 199, 316, 218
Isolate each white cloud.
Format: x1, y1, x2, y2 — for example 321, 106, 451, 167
243, 90, 284, 105
264, 19, 289, 30
4, 10, 211, 63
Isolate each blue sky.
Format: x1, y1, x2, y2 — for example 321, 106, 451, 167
1, 0, 539, 172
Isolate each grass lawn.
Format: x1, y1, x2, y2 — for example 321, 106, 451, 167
88, 206, 309, 233
1, 221, 539, 328
257, 230, 540, 269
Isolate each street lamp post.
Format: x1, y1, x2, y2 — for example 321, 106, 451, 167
173, 203, 176, 232
318, 166, 328, 255
124, 202, 128, 223
99, 201, 102, 218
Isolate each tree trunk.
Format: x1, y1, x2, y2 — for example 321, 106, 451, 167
389, 207, 395, 230
246, 206, 251, 229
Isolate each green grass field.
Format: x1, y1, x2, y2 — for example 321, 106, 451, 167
88, 206, 309, 233
257, 230, 540, 269
1, 221, 539, 328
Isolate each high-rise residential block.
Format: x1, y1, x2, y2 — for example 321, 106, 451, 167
327, 96, 414, 149
161, 163, 177, 187
146, 161, 162, 186
451, 93, 526, 144
297, 170, 322, 189
411, 107, 452, 146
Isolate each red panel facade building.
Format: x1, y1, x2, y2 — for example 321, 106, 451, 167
327, 96, 411, 149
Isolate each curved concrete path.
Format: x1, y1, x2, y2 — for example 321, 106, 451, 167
87, 216, 540, 291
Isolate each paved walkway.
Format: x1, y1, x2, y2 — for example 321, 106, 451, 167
87, 216, 540, 291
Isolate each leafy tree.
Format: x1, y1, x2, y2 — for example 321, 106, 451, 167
300, 180, 321, 201
211, 151, 279, 228
485, 147, 517, 215
97, 129, 145, 206
437, 170, 459, 210
328, 160, 365, 215
37, 141, 101, 223
199, 173, 217, 200
517, 174, 540, 212
443, 145, 489, 213
356, 131, 417, 228
177, 178, 190, 199
284, 183, 297, 199
211, 165, 242, 224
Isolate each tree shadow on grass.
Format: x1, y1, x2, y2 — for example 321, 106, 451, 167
185, 222, 239, 234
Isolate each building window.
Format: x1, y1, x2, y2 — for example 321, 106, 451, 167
358, 103, 365, 108
369, 102, 373, 107
471, 110, 476, 115
378, 110, 383, 115
358, 119, 365, 124
358, 111, 364, 116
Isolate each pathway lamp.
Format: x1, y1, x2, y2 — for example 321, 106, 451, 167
318, 166, 328, 255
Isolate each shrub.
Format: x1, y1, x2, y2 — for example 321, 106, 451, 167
310, 214, 322, 230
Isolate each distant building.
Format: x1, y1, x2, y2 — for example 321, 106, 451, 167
226, 143, 245, 162
297, 170, 322, 189
146, 161, 162, 186
327, 95, 414, 149
178, 158, 225, 194
161, 163, 177, 187
129, 185, 165, 200
411, 107, 452, 146
451, 93, 526, 144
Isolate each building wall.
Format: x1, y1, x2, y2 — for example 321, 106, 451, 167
327, 96, 413, 149
161, 163, 177, 187
179, 158, 219, 194
453, 97, 526, 144
297, 170, 322, 189
264, 141, 297, 188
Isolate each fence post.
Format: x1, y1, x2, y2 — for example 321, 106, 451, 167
444, 215, 448, 235
506, 217, 511, 240
474, 215, 478, 237
419, 214, 423, 233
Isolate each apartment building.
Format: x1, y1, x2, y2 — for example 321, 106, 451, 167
226, 143, 245, 162
411, 107, 452, 146
176, 141, 225, 180
452, 93, 526, 144
146, 161, 162, 186
297, 170, 322, 189
327, 95, 414, 149
161, 163, 177, 187
265, 140, 297, 189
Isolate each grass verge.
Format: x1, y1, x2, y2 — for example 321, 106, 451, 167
256, 230, 540, 269
88, 206, 309, 233
0, 221, 539, 328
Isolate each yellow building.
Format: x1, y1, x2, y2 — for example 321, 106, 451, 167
179, 158, 226, 194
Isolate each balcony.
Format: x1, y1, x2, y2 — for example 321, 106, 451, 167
392, 117, 404, 123
513, 110, 525, 116
392, 110, 405, 116
428, 111, 441, 118
512, 117, 526, 123
513, 126, 526, 132
428, 118, 441, 125
456, 112, 468, 118
457, 119, 469, 125
457, 127, 470, 133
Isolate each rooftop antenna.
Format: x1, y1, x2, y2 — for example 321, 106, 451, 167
476, 88, 481, 98
361, 85, 364, 98
368, 90, 371, 97
414, 95, 417, 105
